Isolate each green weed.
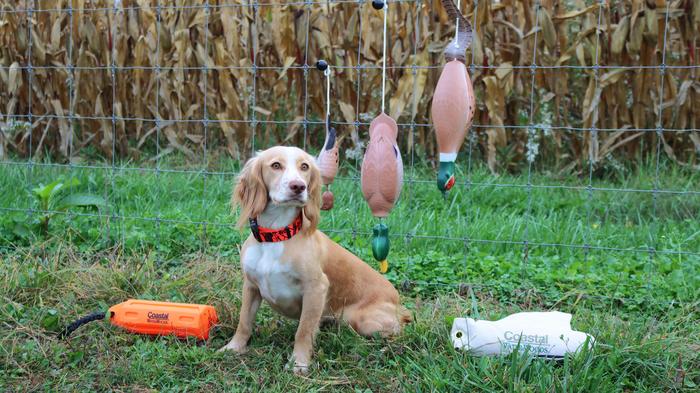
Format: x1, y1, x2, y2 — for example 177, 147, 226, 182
0, 158, 698, 391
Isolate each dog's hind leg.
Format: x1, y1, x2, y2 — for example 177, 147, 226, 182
347, 303, 402, 338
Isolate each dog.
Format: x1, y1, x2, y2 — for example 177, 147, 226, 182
219, 146, 410, 374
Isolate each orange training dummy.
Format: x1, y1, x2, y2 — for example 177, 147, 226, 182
60, 299, 219, 341
109, 300, 218, 340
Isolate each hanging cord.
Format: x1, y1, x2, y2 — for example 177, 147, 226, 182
454, 0, 460, 47
325, 68, 331, 117
381, 2, 388, 114
315, 60, 332, 131
325, 67, 331, 120
59, 311, 106, 338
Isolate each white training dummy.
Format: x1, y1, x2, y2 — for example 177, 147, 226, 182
451, 311, 594, 358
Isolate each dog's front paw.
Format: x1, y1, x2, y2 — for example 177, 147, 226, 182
218, 338, 249, 354
285, 354, 311, 375
292, 362, 309, 376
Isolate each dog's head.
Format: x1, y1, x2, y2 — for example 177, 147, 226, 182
232, 146, 322, 233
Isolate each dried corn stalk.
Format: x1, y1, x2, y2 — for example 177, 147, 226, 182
0, 0, 696, 171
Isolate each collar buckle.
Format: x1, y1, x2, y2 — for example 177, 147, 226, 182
248, 218, 263, 242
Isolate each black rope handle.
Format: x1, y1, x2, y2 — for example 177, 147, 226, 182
59, 311, 106, 339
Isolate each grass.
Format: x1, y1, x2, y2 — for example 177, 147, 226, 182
1, 157, 699, 391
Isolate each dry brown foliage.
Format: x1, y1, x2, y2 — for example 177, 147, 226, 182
0, 0, 698, 173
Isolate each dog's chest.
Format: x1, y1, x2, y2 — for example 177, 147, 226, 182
242, 242, 302, 308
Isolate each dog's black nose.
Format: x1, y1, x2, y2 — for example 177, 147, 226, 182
289, 181, 307, 194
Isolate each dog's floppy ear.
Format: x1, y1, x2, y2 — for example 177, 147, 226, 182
232, 155, 267, 229
302, 160, 322, 234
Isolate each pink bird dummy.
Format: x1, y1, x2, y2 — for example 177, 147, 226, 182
315, 60, 339, 210
360, 0, 402, 273
317, 116, 339, 210
361, 113, 403, 218
361, 113, 403, 274
431, 0, 476, 195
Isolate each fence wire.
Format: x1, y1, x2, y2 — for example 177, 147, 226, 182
1, 0, 699, 307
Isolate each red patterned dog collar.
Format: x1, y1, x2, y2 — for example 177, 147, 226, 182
249, 214, 303, 242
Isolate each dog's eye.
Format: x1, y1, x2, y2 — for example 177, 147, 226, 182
300, 163, 309, 171
271, 162, 282, 170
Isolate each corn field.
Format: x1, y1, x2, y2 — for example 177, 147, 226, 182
0, 0, 698, 174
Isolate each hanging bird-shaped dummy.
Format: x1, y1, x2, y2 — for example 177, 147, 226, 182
360, 0, 403, 274
431, 0, 475, 195
315, 60, 339, 210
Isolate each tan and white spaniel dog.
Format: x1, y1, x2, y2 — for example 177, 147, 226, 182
219, 146, 410, 374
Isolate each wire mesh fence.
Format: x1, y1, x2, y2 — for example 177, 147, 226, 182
1, 0, 698, 305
